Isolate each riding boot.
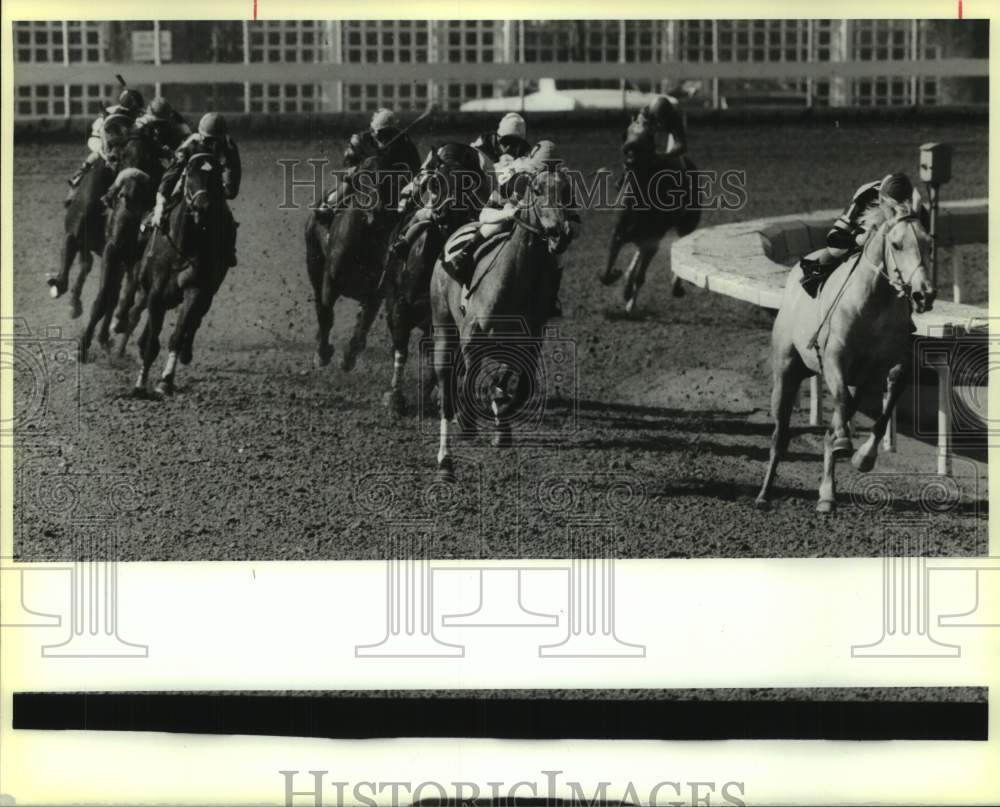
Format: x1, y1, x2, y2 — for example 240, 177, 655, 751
444, 233, 483, 285
68, 160, 90, 188
388, 219, 428, 261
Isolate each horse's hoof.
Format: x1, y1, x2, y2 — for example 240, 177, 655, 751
47, 277, 65, 298
599, 270, 622, 286
624, 297, 637, 315
314, 348, 333, 368
382, 390, 406, 415
754, 497, 771, 511
436, 458, 456, 484
339, 352, 357, 372
79, 345, 91, 365
672, 278, 686, 298
69, 298, 83, 319
831, 436, 853, 458
179, 345, 193, 366
816, 499, 835, 514
851, 450, 877, 473
155, 377, 175, 396
491, 428, 512, 449
130, 386, 151, 400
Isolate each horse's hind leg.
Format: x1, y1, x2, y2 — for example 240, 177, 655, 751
68, 247, 93, 320
133, 281, 166, 397
756, 351, 808, 509
624, 246, 656, 314
51, 232, 78, 299
433, 324, 459, 482
81, 248, 123, 363
341, 294, 382, 372
852, 362, 908, 473
383, 300, 409, 414
817, 361, 855, 513
157, 287, 204, 395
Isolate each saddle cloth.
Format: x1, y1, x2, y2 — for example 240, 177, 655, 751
798, 252, 852, 299
441, 221, 511, 270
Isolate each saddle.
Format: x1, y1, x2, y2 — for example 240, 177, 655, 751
799, 252, 853, 298
440, 222, 511, 286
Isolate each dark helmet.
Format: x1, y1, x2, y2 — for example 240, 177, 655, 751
879, 172, 915, 204
118, 89, 145, 113
148, 96, 175, 119
198, 112, 228, 139
645, 95, 675, 124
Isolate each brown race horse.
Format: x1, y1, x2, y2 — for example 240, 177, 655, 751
598, 125, 701, 313
431, 164, 576, 482
127, 152, 231, 398
756, 204, 936, 513
79, 124, 172, 363
382, 143, 487, 415
49, 113, 133, 318
304, 154, 402, 372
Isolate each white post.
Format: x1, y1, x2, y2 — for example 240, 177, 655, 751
426, 20, 438, 110
242, 20, 251, 114
518, 21, 526, 112
711, 20, 720, 109
63, 20, 71, 119
619, 20, 627, 110
952, 248, 963, 305
809, 374, 823, 427
924, 350, 953, 476
152, 20, 162, 97
327, 20, 342, 112
909, 20, 919, 103
805, 19, 814, 108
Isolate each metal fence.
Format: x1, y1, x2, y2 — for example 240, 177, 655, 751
13, 19, 989, 119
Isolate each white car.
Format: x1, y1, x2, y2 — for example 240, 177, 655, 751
459, 78, 700, 112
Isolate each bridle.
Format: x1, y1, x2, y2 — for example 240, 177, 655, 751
183, 152, 218, 210
867, 213, 927, 303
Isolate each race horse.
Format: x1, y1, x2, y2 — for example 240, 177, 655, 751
598, 123, 701, 313
50, 113, 132, 319
755, 204, 936, 513
431, 163, 576, 482
79, 123, 173, 362
127, 152, 231, 398
382, 142, 486, 415
304, 153, 403, 372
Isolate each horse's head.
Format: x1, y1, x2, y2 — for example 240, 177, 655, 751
107, 168, 153, 215
519, 161, 578, 255
182, 152, 225, 226
101, 113, 134, 170
621, 119, 655, 171
353, 153, 407, 224
419, 143, 484, 224
865, 206, 936, 314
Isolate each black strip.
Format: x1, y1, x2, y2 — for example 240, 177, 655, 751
13, 693, 987, 740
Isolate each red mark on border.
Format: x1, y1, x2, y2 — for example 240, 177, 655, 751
958, 0, 963, 18
252, 0, 258, 20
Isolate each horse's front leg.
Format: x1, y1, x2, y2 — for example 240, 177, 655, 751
133, 280, 165, 398
852, 362, 908, 473
341, 293, 382, 372
51, 232, 78, 298
157, 285, 204, 395
68, 247, 93, 320
623, 246, 655, 314
434, 326, 459, 482
600, 222, 627, 286
817, 358, 854, 513
383, 297, 409, 414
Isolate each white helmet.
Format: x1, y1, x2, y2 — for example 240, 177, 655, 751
497, 112, 526, 141
370, 108, 399, 134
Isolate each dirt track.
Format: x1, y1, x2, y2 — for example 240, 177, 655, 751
12, 121, 989, 560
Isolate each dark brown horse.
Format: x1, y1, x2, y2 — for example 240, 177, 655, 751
382, 143, 486, 414
304, 154, 403, 372
598, 128, 700, 313
79, 126, 171, 363
127, 152, 231, 398
431, 164, 576, 481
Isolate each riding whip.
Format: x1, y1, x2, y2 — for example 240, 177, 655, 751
378, 102, 436, 153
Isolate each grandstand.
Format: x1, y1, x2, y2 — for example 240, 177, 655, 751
13, 19, 988, 120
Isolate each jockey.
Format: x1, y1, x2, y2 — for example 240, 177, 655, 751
387, 142, 489, 261
444, 140, 568, 317
800, 173, 922, 284
632, 94, 687, 157
471, 112, 532, 165
151, 112, 242, 275
134, 96, 193, 152
320, 108, 421, 215
67, 88, 145, 188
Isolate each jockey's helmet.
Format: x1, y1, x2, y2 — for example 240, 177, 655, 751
149, 96, 175, 120
528, 140, 558, 167
118, 89, 145, 114
370, 108, 400, 135
878, 173, 914, 205
645, 94, 676, 125
497, 112, 527, 147
198, 112, 228, 139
